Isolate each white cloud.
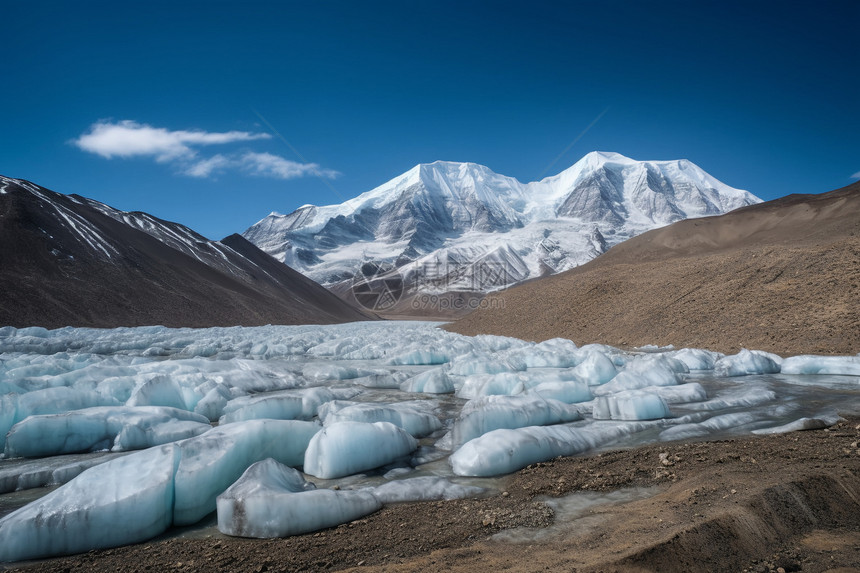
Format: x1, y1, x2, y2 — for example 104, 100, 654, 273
239, 152, 340, 180
74, 120, 271, 161
74, 119, 338, 181
852, 170, 860, 179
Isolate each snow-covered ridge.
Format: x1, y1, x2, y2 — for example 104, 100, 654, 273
243, 152, 760, 295
2, 175, 251, 280
2, 176, 121, 259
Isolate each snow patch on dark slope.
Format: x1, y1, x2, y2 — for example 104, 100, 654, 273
0, 175, 369, 328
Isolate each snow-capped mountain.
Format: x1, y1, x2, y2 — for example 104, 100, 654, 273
243, 152, 761, 307
0, 175, 368, 327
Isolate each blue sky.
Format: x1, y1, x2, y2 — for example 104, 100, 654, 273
2, 0, 858, 239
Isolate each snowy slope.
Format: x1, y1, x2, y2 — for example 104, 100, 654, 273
243, 152, 760, 300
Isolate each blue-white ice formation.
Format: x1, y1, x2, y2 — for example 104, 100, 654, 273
0, 321, 858, 561
449, 422, 653, 477
0, 444, 179, 562
0, 419, 319, 561
172, 419, 320, 525
219, 387, 358, 425
216, 458, 381, 538
714, 349, 782, 377
4, 406, 211, 457
318, 401, 442, 437
592, 391, 671, 421
216, 460, 485, 538
451, 395, 581, 448
303, 421, 418, 479
399, 367, 454, 393
780, 355, 860, 376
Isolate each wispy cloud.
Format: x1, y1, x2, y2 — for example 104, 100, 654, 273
184, 154, 234, 178
184, 152, 340, 180
73, 120, 338, 180
239, 152, 340, 179
852, 170, 860, 179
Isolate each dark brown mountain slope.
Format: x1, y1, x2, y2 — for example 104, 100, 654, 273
449, 181, 860, 355
0, 176, 369, 328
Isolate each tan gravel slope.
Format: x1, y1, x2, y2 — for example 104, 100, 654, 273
449, 182, 860, 355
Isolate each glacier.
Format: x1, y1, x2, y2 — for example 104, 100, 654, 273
0, 321, 859, 561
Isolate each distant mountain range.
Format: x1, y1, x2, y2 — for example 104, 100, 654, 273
243, 152, 760, 311
0, 176, 368, 328
0, 152, 763, 327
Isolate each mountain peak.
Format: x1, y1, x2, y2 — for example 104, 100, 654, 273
412, 160, 495, 183
581, 151, 635, 164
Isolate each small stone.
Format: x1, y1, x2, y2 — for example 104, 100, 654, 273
501, 491, 509, 497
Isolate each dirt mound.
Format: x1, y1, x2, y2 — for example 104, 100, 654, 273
610, 473, 860, 572
448, 182, 860, 355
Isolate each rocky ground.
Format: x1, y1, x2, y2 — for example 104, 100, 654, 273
6, 418, 860, 573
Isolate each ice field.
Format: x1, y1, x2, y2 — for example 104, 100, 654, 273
1, 321, 859, 562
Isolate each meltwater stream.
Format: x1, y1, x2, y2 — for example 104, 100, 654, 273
0, 321, 858, 561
